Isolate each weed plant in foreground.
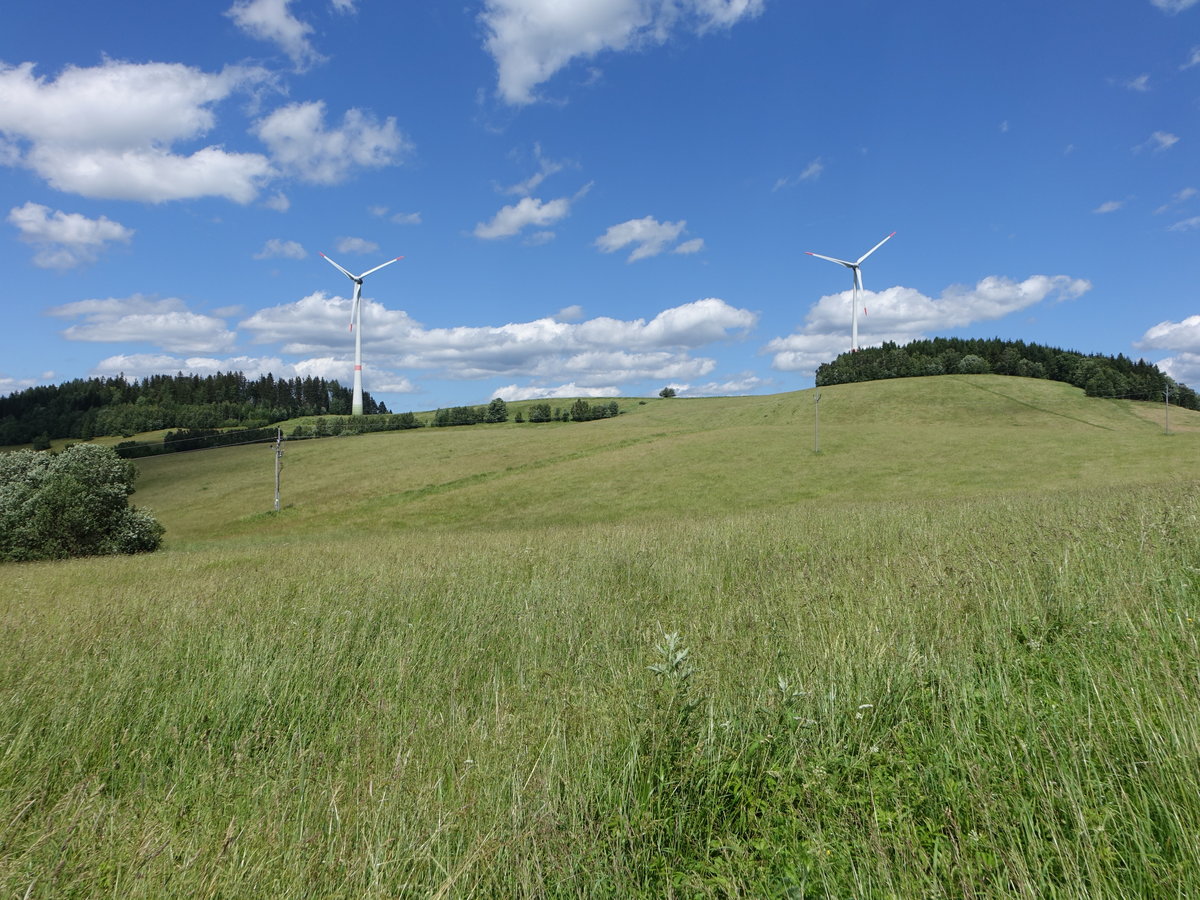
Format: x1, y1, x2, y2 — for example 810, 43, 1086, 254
1, 483, 1199, 896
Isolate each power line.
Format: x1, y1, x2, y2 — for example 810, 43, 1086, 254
156, 424, 279, 448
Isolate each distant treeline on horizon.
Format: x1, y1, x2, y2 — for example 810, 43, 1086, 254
3, 338, 1195, 448
0, 372, 390, 447
815, 337, 1199, 410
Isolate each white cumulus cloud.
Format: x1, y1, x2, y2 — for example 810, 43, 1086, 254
254, 238, 306, 259
370, 375, 417, 393
69, 291, 759, 400
47, 295, 236, 354
525, 230, 556, 246
1136, 316, 1200, 352
226, 0, 324, 70
1139, 317, 1200, 385
254, 101, 410, 185
491, 382, 620, 401
37, 146, 273, 204
1155, 353, 1200, 385
369, 206, 423, 225
0, 60, 276, 203
684, 374, 770, 396
474, 195, 572, 239
90, 353, 284, 381
481, 0, 764, 105
0, 60, 265, 148
1151, 0, 1199, 13
0, 375, 45, 396
239, 292, 756, 391
554, 305, 585, 322
764, 275, 1092, 374
8, 202, 133, 269
335, 236, 381, 254
595, 216, 701, 261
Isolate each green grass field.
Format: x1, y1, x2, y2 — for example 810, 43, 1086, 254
3, 376, 1200, 897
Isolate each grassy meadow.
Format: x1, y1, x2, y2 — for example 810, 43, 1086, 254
3, 375, 1200, 897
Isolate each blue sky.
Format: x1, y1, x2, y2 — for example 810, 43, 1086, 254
2, 0, 1198, 409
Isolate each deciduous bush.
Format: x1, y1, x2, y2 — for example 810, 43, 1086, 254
485, 398, 508, 423
956, 354, 991, 374
0, 444, 164, 562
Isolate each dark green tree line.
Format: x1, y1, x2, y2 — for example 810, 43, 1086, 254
521, 400, 621, 422
815, 338, 1198, 410
0, 373, 387, 445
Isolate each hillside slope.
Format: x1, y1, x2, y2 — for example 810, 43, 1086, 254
132, 375, 1200, 548
6, 375, 1200, 897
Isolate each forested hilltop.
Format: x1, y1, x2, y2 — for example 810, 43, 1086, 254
0, 373, 387, 446
815, 337, 1200, 410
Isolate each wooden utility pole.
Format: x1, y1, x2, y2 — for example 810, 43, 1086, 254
1164, 385, 1171, 435
814, 392, 822, 454
273, 428, 284, 511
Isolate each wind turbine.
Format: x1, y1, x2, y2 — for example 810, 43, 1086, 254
320, 252, 402, 416
806, 232, 895, 352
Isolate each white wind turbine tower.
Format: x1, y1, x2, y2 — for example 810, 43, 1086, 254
321, 252, 402, 416
806, 232, 895, 352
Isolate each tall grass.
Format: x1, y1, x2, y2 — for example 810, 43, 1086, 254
3, 482, 1199, 896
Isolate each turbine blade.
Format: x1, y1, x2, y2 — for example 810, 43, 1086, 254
854, 268, 864, 293
349, 283, 361, 331
360, 256, 403, 279
321, 252, 357, 281
805, 251, 855, 267
856, 232, 896, 265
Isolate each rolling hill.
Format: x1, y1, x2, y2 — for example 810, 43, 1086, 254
132, 375, 1200, 548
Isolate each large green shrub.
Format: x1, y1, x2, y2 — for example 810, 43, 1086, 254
0, 444, 164, 562
956, 353, 991, 374
484, 398, 509, 423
